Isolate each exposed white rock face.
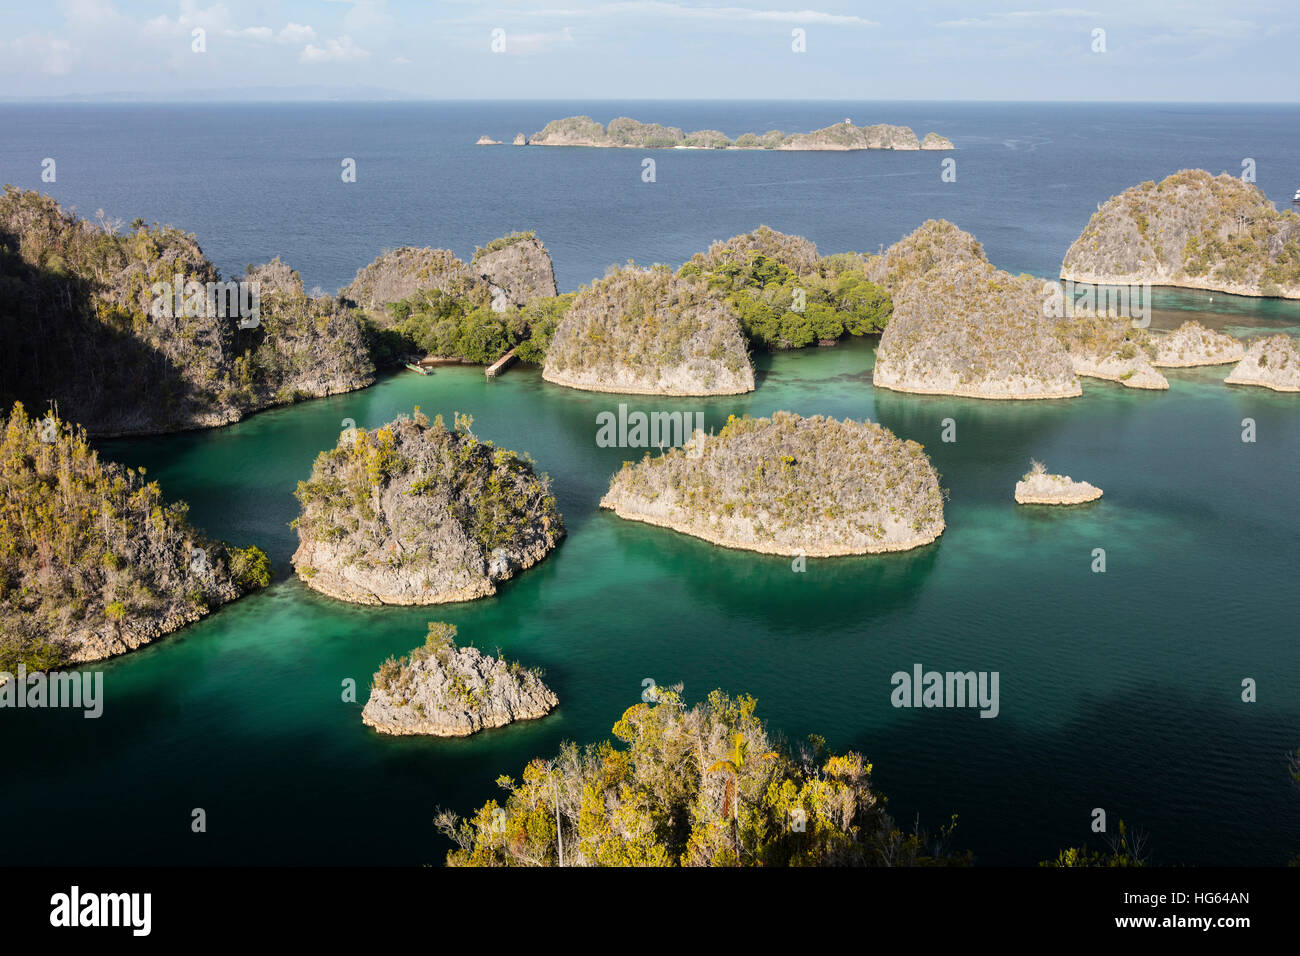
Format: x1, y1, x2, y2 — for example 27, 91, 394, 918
292, 412, 563, 605
513, 133, 527, 146
1014, 470, 1103, 505
340, 247, 479, 311
601, 411, 944, 556
1052, 314, 1168, 390
1069, 353, 1170, 390
476, 135, 502, 145
1151, 321, 1244, 367
473, 235, 558, 307
363, 626, 557, 737
543, 265, 754, 396
1224, 334, 1300, 392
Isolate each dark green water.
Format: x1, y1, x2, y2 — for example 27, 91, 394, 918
4, 332, 1299, 865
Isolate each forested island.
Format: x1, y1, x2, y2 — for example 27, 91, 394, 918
0, 404, 270, 674
874, 258, 1082, 400
601, 411, 945, 555
1061, 169, 1300, 299
436, 686, 970, 866
363, 622, 557, 736
292, 410, 563, 605
522, 116, 954, 151
0, 187, 374, 437
542, 264, 755, 395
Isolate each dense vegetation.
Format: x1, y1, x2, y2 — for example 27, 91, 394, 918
292, 410, 563, 603
0, 403, 269, 672
436, 686, 970, 866
1062, 169, 1300, 297
543, 264, 754, 394
604, 411, 945, 552
375, 287, 573, 366
679, 227, 892, 350
529, 116, 950, 151
0, 187, 373, 437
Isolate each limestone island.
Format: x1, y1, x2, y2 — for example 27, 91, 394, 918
1223, 334, 1300, 392
512, 133, 527, 146
1051, 314, 1169, 390
362, 622, 557, 737
543, 264, 755, 395
860, 219, 991, 297
600, 411, 945, 555
292, 409, 563, 605
475, 136, 503, 146
1014, 460, 1103, 505
1061, 169, 1300, 299
339, 232, 569, 370
1151, 320, 1244, 367
0, 404, 271, 675
0, 187, 374, 437
873, 259, 1082, 400
526, 116, 953, 151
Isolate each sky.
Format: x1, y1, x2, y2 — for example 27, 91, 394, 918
0, 0, 1296, 101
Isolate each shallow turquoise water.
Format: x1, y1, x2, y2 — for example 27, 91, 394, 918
3, 337, 1298, 865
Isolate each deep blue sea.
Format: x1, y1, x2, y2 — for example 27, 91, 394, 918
1, 102, 1298, 866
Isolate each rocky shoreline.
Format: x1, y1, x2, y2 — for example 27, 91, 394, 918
1015, 467, 1103, 505
292, 410, 563, 605
601, 412, 945, 556
1224, 335, 1300, 391
362, 623, 557, 737
523, 116, 954, 151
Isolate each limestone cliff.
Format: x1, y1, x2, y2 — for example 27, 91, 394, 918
601, 411, 944, 555
1224, 334, 1300, 391
292, 410, 563, 605
1061, 169, 1300, 299
543, 265, 754, 395
363, 623, 557, 737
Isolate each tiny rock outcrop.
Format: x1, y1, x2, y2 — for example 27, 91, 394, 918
476, 136, 502, 146
1151, 320, 1244, 367
1224, 334, 1300, 391
363, 623, 557, 737
292, 410, 563, 605
513, 133, 527, 146
543, 264, 754, 395
1015, 462, 1103, 505
920, 133, 955, 150
601, 411, 945, 555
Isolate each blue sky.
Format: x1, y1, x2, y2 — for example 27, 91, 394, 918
1, 1, 1296, 100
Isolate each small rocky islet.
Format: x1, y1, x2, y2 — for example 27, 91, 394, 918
291, 410, 563, 606
601, 411, 945, 556
362, 622, 557, 737
542, 264, 756, 396
1014, 461, 1103, 505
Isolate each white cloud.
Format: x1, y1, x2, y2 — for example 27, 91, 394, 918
939, 8, 1100, 28
300, 36, 370, 63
